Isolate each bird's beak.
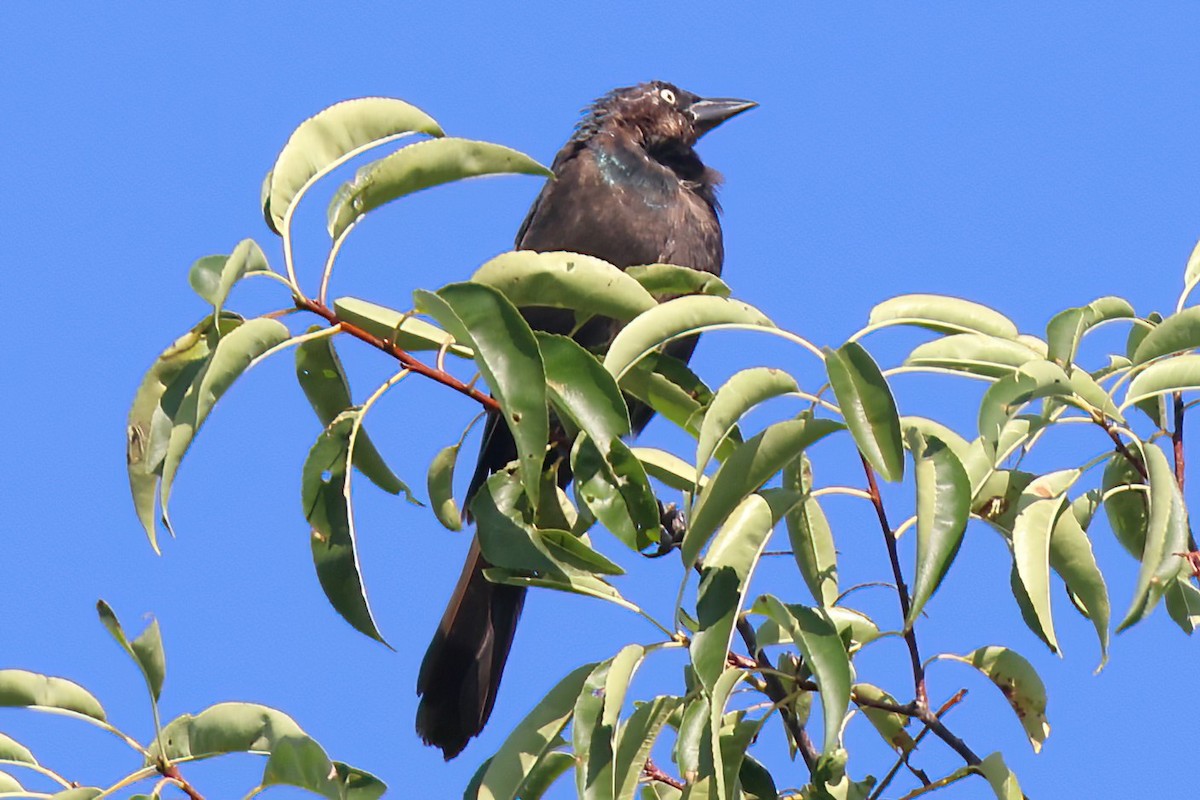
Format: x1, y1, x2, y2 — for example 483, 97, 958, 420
688, 97, 758, 137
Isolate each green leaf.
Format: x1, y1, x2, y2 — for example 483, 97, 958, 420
295, 329, 409, 496
572, 435, 659, 552
126, 314, 242, 550
1165, 576, 1200, 634
0, 732, 36, 764
96, 600, 165, 703
1124, 353, 1200, 408
825, 342, 904, 482
539, 333, 631, 442
977, 752, 1023, 800
0, 771, 23, 793
683, 417, 842, 567
328, 137, 551, 238
784, 456, 838, 606
428, 442, 464, 531
625, 263, 731, 298
1102, 454, 1149, 558
614, 696, 681, 800
852, 683, 915, 754
188, 239, 270, 319
631, 447, 707, 493
603, 295, 774, 381
159, 317, 292, 527
263, 97, 443, 234
1133, 306, 1200, 364
941, 647, 1049, 752
149, 702, 306, 760
0, 670, 106, 721
473, 662, 595, 800
417, 282, 548, 509
519, 751, 574, 800
752, 596, 851, 754
690, 494, 776, 692
697, 367, 799, 484
262, 736, 341, 800
473, 251, 656, 321
737, 754, 778, 800
571, 659, 615, 800
1046, 296, 1135, 368
710, 672, 761, 800
868, 294, 1018, 338
620, 353, 715, 439
905, 430, 970, 626
1050, 495, 1110, 669
1117, 445, 1190, 631
51, 789, 101, 800
331, 296, 472, 356
303, 410, 389, 645
977, 360, 1072, 457
905, 333, 1043, 378
1010, 490, 1065, 654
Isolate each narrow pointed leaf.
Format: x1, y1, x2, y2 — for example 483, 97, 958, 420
614, 696, 680, 800
474, 663, 596, 800
853, 683, 915, 754
188, 239, 270, 318
1133, 306, 1200, 364
691, 494, 776, 691
127, 314, 241, 549
1046, 296, 1134, 367
869, 294, 1018, 338
905, 430, 970, 626
752, 596, 851, 753
332, 296, 472, 356
1049, 496, 1110, 668
620, 353, 716, 438
159, 318, 292, 522
262, 735, 343, 800
710, 669, 753, 800
264, 97, 443, 233
51, 789, 101, 799
295, 329, 408, 495
631, 447, 707, 492
977, 360, 1072, 456
96, 601, 165, 703
0, 670, 106, 721
572, 659, 615, 800
1117, 445, 1190, 631
473, 251, 656, 321
697, 367, 799, 482
1102, 454, 1149, 558
684, 417, 842, 567
572, 435, 658, 552
303, 410, 388, 645
784, 456, 838, 606
1011, 492, 1064, 654
625, 263, 731, 298
604, 295, 774, 381
0, 771, 22, 792
941, 647, 1049, 752
328, 137, 551, 238
825, 342, 904, 482
428, 442, 464, 531
1124, 354, 1200, 408
0, 733, 35, 764
905, 333, 1042, 378
417, 283, 548, 509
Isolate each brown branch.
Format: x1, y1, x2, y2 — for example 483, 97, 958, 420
160, 763, 205, 800
1095, 413, 1148, 481
1174, 391, 1186, 493
642, 758, 685, 790
295, 296, 500, 412
860, 456, 927, 709
868, 689, 969, 800
736, 617, 820, 771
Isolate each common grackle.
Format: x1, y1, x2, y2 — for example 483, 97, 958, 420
416, 81, 756, 760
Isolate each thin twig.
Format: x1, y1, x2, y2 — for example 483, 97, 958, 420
1174, 391, 1186, 493
868, 689, 968, 800
643, 758, 686, 789
160, 763, 205, 800
295, 296, 499, 412
1095, 413, 1148, 480
736, 617, 819, 771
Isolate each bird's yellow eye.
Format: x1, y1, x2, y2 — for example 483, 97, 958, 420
659, 88, 676, 105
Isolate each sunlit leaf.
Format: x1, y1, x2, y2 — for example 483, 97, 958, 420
941, 647, 1049, 752
978, 752, 1023, 800
905, 430, 970, 627
614, 696, 680, 800
332, 296, 472, 356
417, 282, 548, 509
188, 239, 270, 319
303, 410, 388, 645
825, 342, 904, 482
1046, 296, 1134, 368
752, 596, 851, 754
625, 263, 731, 298
1117, 445, 1190, 631
905, 333, 1042, 378
1133, 306, 1200, 364
1010, 491, 1065, 654
473, 662, 595, 800
263, 735, 385, 800
1165, 576, 1200, 634
263, 97, 443, 234
1102, 454, 1149, 558
690, 494, 777, 692
1124, 353, 1200, 408
0, 771, 22, 792
50, 789, 101, 800
519, 751, 574, 800
697, 367, 799, 484
0, 732, 35, 764
683, 417, 842, 567
428, 442, 464, 532
473, 251, 656, 321
868, 294, 1018, 338
620, 353, 716, 439
572, 435, 659, 552
96, 600, 165, 704
977, 360, 1071, 457
328, 137, 551, 238
631, 447, 707, 493
1050, 494, 1110, 669
149, 702, 306, 760
852, 683, 914, 754
295, 329, 409, 495
604, 295, 774, 381
784, 455, 838, 606
0, 670, 106, 721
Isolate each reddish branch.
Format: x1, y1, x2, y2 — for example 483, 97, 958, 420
867, 690, 969, 800
1174, 391, 1187, 493
160, 763, 205, 800
642, 758, 685, 790
295, 296, 500, 412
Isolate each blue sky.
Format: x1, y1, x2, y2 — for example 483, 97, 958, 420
3, 3, 1199, 798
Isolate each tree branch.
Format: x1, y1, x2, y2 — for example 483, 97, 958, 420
868, 689, 968, 800
295, 296, 500, 412
736, 617, 820, 771
642, 758, 685, 790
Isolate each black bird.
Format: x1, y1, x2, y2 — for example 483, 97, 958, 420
416, 81, 756, 760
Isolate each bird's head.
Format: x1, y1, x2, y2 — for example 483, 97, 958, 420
583, 81, 756, 150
